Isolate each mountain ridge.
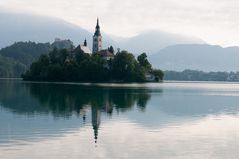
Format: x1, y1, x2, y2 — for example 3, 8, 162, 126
149, 44, 239, 72
0, 11, 203, 54
115, 30, 204, 54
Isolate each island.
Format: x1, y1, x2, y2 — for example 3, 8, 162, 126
22, 48, 164, 82
22, 19, 164, 82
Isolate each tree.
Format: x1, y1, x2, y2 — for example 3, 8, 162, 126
75, 51, 90, 64
108, 46, 114, 54
137, 53, 152, 71
59, 49, 69, 65
38, 54, 50, 66
49, 47, 58, 64
112, 51, 140, 82
47, 64, 63, 81
152, 69, 164, 81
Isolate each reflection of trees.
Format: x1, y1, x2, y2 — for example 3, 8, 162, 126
0, 81, 153, 143
30, 83, 153, 143
0, 80, 48, 113
0, 81, 152, 116
27, 83, 152, 116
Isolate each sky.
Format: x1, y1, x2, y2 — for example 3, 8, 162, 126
0, 0, 239, 46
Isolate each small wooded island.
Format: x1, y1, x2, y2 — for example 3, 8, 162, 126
22, 19, 164, 82
22, 48, 164, 82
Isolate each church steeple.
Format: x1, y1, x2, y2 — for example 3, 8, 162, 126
97, 18, 99, 27
94, 18, 101, 36
93, 18, 102, 53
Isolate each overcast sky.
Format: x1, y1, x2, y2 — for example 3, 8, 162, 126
1, 0, 239, 46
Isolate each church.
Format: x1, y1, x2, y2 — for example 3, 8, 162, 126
77, 18, 114, 60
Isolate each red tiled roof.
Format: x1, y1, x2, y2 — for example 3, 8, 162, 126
99, 49, 114, 57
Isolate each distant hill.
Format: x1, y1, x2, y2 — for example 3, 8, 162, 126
0, 11, 203, 55
0, 54, 26, 77
0, 11, 116, 50
164, 70, 239, 81
0, 42, 51, 66
149, 44, 239, 72
115, 31, 204, 55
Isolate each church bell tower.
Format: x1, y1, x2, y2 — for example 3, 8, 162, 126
93, 18, 102, 53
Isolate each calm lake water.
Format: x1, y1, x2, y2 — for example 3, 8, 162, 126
1, 79, 239, 159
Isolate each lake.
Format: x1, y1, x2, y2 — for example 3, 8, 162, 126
1, 79, 239, 159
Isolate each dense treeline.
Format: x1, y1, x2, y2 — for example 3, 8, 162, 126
22, 48, 164, 82
165, 70, 239, 81
0, 41, 74, 78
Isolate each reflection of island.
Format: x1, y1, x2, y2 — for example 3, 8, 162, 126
27, 83, 151, 114
2, 81, 239, 118
28, 83, 152, 143
2, 80, 239, 143
0, 81, 152, 143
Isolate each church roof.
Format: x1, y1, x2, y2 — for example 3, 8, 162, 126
99, 49, 114, 57
80, 45, 92, 54
75, 45, 92, 54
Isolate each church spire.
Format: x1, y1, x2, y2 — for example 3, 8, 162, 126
97, 18, 99, 28
93, 18, 103, 53
94, 18, 101, 36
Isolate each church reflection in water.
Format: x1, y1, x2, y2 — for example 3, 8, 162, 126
0, 81, 157, 143
92, 106, 101, 143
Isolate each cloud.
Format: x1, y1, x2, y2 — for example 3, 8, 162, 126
1, 0, 239, 46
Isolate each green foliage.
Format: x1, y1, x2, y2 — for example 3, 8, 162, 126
75, 50, 90, 64
112, 51, 136, 81
49, 48, 59, 64
0, 41, 164, 81
23, 48, 162, 82
0, 41, 52, 78
151, 69, 164, 81
137, 53, 152, 71
0, 54, 26, 77
0, 41, 78, 78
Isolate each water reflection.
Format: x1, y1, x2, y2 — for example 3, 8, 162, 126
2, 80, 239, 159
28, 83, 156, 143
0, 80, 155, 144
28, 83, 152, 116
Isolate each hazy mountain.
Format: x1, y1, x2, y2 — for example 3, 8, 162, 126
150, 44, 239, 72
0, 42, 52, 66
0, 11, 204, 55
114, 31, 204, 55
0, 11, 116, 49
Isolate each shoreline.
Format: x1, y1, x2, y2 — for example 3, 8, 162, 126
2, 78, 239, 86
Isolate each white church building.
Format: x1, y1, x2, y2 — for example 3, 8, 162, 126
77, 18, 114, 60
